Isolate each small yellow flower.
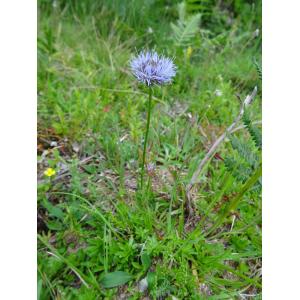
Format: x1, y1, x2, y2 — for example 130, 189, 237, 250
44, 168, 56, 177
186, 46, 193, 59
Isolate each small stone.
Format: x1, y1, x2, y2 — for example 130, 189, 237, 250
253, 28, 260, 38
72, 142, 80, 153
50, 141, 57, 147
138, 278, 148, 292
147, 27, 153, 34
214, 89, 222, 97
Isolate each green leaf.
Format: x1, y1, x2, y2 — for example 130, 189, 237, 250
46, 220, 63, 231
37, 278, 42, 300
100, 271, 133, 288
131, 261, 141, 269
141, 253, 151, 270
147, 272, 156, 290
42, 198, 64, 220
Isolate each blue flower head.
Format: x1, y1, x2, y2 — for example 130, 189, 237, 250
130, 50, 177, 86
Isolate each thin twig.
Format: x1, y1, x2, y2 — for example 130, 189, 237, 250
140, 88, 153, 190
185, 87, 258, 216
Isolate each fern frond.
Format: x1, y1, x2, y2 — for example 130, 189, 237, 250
224, 105, 261, 187
171, 4, 201, 48
186, 0, 213, 16
224, 156, 252, 183
230, 136, 259, 168
253, 58, 262, 81
251, 179, 262, 193
243, 110, 262, 150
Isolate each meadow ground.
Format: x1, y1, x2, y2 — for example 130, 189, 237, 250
38, 1, 262, 299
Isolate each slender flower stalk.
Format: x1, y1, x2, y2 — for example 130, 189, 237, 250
140, 87, 152, 189
130, 50, 176, 191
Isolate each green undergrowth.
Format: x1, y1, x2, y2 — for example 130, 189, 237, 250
38, 0, 262, 299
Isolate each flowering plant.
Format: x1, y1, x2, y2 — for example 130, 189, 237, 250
130, 50, 176, 189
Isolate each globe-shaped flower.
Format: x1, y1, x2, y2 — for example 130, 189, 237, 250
130, 51, 176, 86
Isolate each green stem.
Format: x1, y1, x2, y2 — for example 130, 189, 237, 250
140, 87, 152, 190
